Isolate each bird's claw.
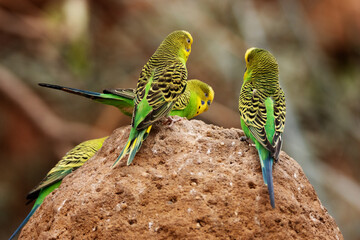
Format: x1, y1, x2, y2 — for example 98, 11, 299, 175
162, 116, 183, 127
240, 136, 248, 142
240, 136, 253, 145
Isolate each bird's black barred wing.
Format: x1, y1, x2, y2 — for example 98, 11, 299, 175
135, 61, 188, 130
239, 83, 275, 154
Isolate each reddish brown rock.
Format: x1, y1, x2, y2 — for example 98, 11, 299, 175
20, 118, 343, 239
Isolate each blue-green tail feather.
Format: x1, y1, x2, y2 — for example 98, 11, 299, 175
38, 83, 102, 99
127, 128, 150, 165
261, 162, 268, 185
258, 146, 275, 208
113, 126, 152, 167
38, 83, 134, 116
112, 137, 133, 167
9, 204, 40, 240
264, 157, 275, 208
10, 182, 62, 239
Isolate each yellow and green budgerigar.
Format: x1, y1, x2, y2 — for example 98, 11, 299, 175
38, 79, 214, 120
168, 79, 214, 118
113, 30, 193, 166
9, 137, 107, 240
238, 48, 286, 208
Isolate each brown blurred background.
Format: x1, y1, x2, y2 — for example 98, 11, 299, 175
1, 0, 360, 239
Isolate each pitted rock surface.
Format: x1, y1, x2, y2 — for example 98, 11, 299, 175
20, 118, 343, 239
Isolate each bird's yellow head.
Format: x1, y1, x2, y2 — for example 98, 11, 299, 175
243, 47, 279, 82
189, 79, 214, 117
181, 31, 193, 61
159, 30, 193, 62
244, 47, 257, 65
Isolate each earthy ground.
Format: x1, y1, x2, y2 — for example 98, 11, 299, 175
20, 118, 343, 239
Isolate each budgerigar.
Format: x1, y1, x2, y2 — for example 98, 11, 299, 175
167, 79, 214, 118
38, 79, 214, 119
238, 48, 286, 208
113, 30, 193, 166
9, 137, 107, 240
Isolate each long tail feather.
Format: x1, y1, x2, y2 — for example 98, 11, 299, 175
127, 137, 139, 165
112, 126, 152, 167
112, 138, 133, 168
9, 204, 40, 240
264, 158, 275, 208
261, 163, 268, 186
258, 146, 275, 209
127, 126, 152, 165
38, 83, 103, 100
39, 83, 135, 116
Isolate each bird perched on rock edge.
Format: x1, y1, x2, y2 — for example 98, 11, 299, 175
38, 79, 214, 120
9, 137, 107, 240
113, 30, 193, 167
238, 47, 286, 208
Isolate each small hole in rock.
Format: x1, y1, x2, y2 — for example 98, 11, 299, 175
128, 219, 137, 225
248, 181, 256, 189
196, 219, 206, 227
169, 196, 177, 203
190, 178, 198, 185
115, 188, 124, 195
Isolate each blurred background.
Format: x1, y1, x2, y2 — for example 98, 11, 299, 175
0, 0, 359, 239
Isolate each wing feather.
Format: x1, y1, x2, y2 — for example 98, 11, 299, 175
135, 61, 187, 130
240, 82, 283, 156
103, 88, 135, 99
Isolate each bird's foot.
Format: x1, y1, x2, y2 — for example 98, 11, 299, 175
240, 136, 254, 146
162, 116, 183, 127
240, 136, 248, 142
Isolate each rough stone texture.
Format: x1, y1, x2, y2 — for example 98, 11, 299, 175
20, 118, 343, 239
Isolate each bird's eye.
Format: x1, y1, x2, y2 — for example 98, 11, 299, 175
201, 100, 205, 105
207, 100, 211, 105
186, 38, 191, 44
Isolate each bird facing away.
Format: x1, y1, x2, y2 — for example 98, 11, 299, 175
9, 137, 107, 240
113, 30, 193, 167
238, 47, 286, 208
38, 79, 214, 120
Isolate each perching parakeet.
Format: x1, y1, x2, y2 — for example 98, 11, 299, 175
238, 48, 286, 208
113, 30, 193, 166
9, 137, 107, 240
38, 79, 214, 119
